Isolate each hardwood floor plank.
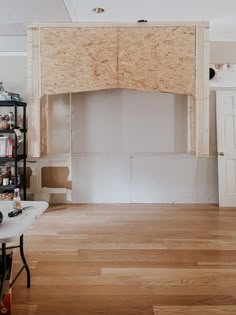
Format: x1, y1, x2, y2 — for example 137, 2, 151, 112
10, 203, 236, 314
153, 306, 236, 314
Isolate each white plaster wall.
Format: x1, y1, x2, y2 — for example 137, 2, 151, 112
71, 89, 218, 203
72, 154, 218, 203
47, 94, 71, 154
210, 42, 236, 63
71, 90, 187, 154
132, 155, 218, 203
0, 56, 26, 99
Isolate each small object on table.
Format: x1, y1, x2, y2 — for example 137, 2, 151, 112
12, 188, 21, 210
8, 209, 23, 218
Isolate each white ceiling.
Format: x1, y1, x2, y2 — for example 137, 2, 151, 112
0, 0, 70, 34
0, 0, 236, 40
66, 0, 236, 24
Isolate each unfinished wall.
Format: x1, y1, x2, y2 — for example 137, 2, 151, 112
4, 34, 234, 203
27, 23, 210, 158
71, 89, 217, 203
0, 53, 217, 203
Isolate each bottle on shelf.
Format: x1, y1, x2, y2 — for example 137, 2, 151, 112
7, 138, 14, 158
8, 112, 14, 129
13, 188, 21, 210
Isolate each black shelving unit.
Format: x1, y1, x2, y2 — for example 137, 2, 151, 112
0, 100, 27, 200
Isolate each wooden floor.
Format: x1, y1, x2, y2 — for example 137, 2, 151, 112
10, 203, 236, 315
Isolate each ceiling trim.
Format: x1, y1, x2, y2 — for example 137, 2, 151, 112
64, 0, 77, 22
27, 21, 209, 28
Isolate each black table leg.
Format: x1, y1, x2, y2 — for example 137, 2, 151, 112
0, 243, 6, 301
1, 235, 31, 296
19, 235, 30, 288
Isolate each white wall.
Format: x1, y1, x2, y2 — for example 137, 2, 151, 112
71, 89, 218, 203
210, 42, 236, 63
0, 56, 26, 98
71, 90, 187, 154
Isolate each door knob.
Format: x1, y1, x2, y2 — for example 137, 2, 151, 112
218, 152, 224, 156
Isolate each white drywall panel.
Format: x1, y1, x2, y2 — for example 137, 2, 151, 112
131, 155, 218, 203
71, 154, 218, 203
72, 154, 131, 203
174, 94, 188, 153
48, 94, 71, 154
71, 89, 187, 154
71, 88, 219, 203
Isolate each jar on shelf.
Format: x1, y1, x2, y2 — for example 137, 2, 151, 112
0, 115, 9, 130
7, 138, 14, 158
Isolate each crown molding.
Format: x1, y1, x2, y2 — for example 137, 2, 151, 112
64, 0, 78, 22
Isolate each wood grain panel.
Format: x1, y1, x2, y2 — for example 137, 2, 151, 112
40, 27, 118, 95
41, 166, 71, 189
118, 26, 196, 95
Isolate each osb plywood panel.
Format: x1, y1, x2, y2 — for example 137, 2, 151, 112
118, 26, 196, 95
41, 167, 72, 189
40, 27, 118, 95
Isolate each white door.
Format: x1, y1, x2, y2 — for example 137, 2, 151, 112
216, 91, 236, 207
